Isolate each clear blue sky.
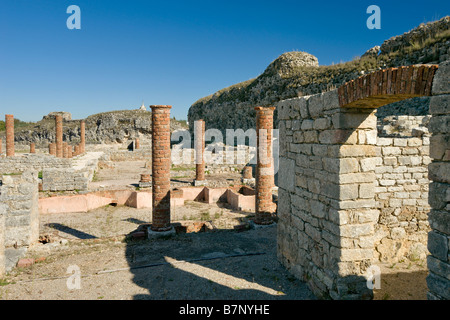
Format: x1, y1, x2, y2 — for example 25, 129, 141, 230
0, 0, 448, 122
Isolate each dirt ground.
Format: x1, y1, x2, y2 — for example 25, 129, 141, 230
0, 203, 315, 300
0, 202, 428, 300
0, 159, 428, 300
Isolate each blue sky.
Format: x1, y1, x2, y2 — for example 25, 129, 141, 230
0, 0, 448, 122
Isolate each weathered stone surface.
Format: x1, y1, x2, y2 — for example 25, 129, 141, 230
432, 59, 450, 95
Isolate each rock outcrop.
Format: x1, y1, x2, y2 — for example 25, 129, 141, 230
188, 17, 450, 134
10, 109, 187, 146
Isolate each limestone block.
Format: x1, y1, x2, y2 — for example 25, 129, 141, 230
432, 60, 450, 95
429, 94, 450, 115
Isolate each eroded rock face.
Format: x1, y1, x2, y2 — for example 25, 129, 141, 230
12, 110, 186, 145
188, 17, 450, 135
263, 51, 319, 77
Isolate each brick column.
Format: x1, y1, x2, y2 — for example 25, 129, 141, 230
49, 143, 56, 156
194, 119, 206, 184
254, 107, 276, 225
243, 166, 253, 179
5, 114, 14, 157
68, 145, 73, 158
150, 105, 172, 231
135, 138, 140, 150
0, 138, 2, 155
80, 120, 85, 153
30, 143, 35, 154
55, 115, 63, 158
63, 142, 68, 158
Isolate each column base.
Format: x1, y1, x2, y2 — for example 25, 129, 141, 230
138, 181, 152, 188
249, 220, 277, 229
147, 225, 176, 239
193, 180, 207, 187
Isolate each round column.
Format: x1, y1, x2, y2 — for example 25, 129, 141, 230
255, 106, 276, 225
150, 105, 172, 231
5, 114, 14, 157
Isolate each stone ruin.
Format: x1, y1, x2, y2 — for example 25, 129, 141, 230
276, 62, 449, 299
0, 61, 449, 300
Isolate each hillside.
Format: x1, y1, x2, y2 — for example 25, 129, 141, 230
1, 109, 188, 146
188, 16, 450, 133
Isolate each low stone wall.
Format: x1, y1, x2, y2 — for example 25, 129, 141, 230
0, 154, 71, 174
41, 152, 103, 192
0, 171, 39, 248
42, 168, 89, 191
0, 202, 5, 277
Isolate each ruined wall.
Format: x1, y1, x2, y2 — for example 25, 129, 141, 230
277, 89, 378, 299
42, 168, 90, 192
0, 171, 39, 248
0, 202, 5, 276
427, 60, 450, 300
0, 154, 71, 173
374, 117, 431, 262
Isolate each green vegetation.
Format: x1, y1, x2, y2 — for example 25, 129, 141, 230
0, 118, 35, 132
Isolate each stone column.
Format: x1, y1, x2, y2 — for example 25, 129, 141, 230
55, 115, 63, 158
68, 146, 73, 158
49, 143, 56, 156
5, 114, 14, 157
80, 120, 86, 153
135, 138, 140, 150
254, 107, 276, 225
150, 105, 172, 232
0, 138, 2, 155
30, 143, 35, 154
194, 119, 206, 185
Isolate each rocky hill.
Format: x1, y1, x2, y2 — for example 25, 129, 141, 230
188, 16, 450, 133
3, 109, 188, 146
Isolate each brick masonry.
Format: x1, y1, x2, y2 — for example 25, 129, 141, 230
80, 120, 86, 153
195, 119, 206, 182
55, 115, 63, 158
337, 65, 438, 109
255, 106, 276, 225
150, 105, 172, 231
5, 114, 14, 157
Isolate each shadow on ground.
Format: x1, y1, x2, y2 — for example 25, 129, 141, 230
124, 225, 316, 300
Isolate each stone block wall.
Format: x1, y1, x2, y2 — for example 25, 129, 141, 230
0, 154, 71, 174
0, 171, 39, 248
427, 60, 450, 300
374, 119, 431, 262
42, 168, 89, 191
277, 89, 378, 299
0, 202, 5, 277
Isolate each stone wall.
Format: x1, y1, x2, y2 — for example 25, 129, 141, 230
374, 117, 431, 262
0, 154, 71, 174
0, 202, 5, 277
427, 60, 450, 300
0, 171, 39, 248
42, 168, 89, 192
277, 89, 378, 299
